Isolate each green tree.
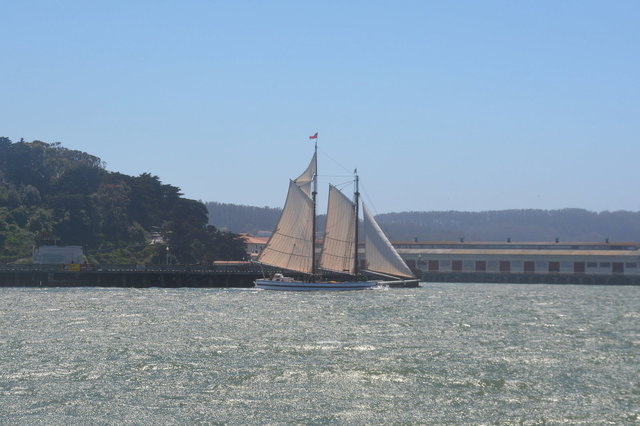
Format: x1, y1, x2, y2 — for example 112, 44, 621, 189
0, 137, 247, 264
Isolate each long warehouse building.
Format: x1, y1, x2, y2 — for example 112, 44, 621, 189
394, 241, 640, 284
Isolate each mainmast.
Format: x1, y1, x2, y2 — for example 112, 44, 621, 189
311, 138, 318, 280
354, 169, 360, 277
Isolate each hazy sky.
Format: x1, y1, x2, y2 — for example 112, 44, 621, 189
2, 1, 638, 213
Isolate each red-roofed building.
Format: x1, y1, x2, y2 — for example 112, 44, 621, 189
239, 234, 269, 260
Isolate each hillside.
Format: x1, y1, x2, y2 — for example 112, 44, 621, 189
376, 209, 640, 242
0, 137, 245, 263
205, 202, 281, 235
206, 201, 328, 237
207, 201, 640, 243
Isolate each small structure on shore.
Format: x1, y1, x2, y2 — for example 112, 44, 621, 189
32, 245, 85, 264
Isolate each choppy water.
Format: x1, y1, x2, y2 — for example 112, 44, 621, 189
0, 283, 638, 424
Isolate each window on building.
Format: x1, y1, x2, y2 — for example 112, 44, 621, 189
612, 262, 624, 274
625, 263, 637, 269
499, 261, 510, 272
587, 262, 597, 268
574, 262, 585, 274
524, 261, 535, 273
475, 261, 486, 272
549, 262, 560, 273
452, 260, 463, 272
428, 260, 439, 272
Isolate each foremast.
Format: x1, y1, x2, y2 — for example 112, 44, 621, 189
353, 170, 360, 278
255, 135, 317, 277
311, 139, 318, 281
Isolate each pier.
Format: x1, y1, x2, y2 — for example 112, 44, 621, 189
1, 263, 638, 287
0, 263, 418, 288
0, 264, 263, 288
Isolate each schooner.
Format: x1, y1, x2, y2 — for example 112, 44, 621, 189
254, 137, 417, 290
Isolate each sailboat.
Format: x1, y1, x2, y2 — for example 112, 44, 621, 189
254, 141, 418, 291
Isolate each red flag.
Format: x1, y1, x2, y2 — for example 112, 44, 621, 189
309, 132, 318, 140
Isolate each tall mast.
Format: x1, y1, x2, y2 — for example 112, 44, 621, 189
354, 169, 359, 276
311, 139, 318, 280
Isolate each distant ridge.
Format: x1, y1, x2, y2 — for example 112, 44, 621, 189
207, 202, 640, 243
376, 209, 640, 243
205, 202, 281, 235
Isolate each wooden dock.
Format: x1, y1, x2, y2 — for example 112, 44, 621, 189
0, 264, 264, 288
0, 264, 419, 288
4, 264, 631, 287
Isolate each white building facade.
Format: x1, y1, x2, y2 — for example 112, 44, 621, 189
394, 241, 640, 277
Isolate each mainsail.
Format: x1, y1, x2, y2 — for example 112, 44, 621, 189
257, 180, 314, 274
363, 203, 415, 279
320, 185, 356, 275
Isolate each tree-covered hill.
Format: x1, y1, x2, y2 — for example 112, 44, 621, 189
0, 137, 245, 263
207, 200, 640, 243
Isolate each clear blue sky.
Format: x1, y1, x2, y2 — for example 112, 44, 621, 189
2, 1, 639, 213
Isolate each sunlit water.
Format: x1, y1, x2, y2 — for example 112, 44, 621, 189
1, 284, 638, 424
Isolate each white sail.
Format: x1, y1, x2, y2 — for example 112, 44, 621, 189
363, 203, 415, 279
320, 185, 356, 274
294, 151, 316, 197
257, 180, 314, 274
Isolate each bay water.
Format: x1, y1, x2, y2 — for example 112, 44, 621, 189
1, 284, 638, 424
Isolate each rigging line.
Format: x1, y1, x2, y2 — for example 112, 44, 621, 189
323, 236, 355, 244
262, 247, 311, 258
334, 179, 355, 190
317, 146, 352, 175
270, 230, 313, 243
359, 180, 380, 215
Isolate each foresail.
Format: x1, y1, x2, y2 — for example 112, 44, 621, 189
363, 203, 415, 278
319, 185, 356, 275
257, 180, 314, 274
293, 151, 316, 197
